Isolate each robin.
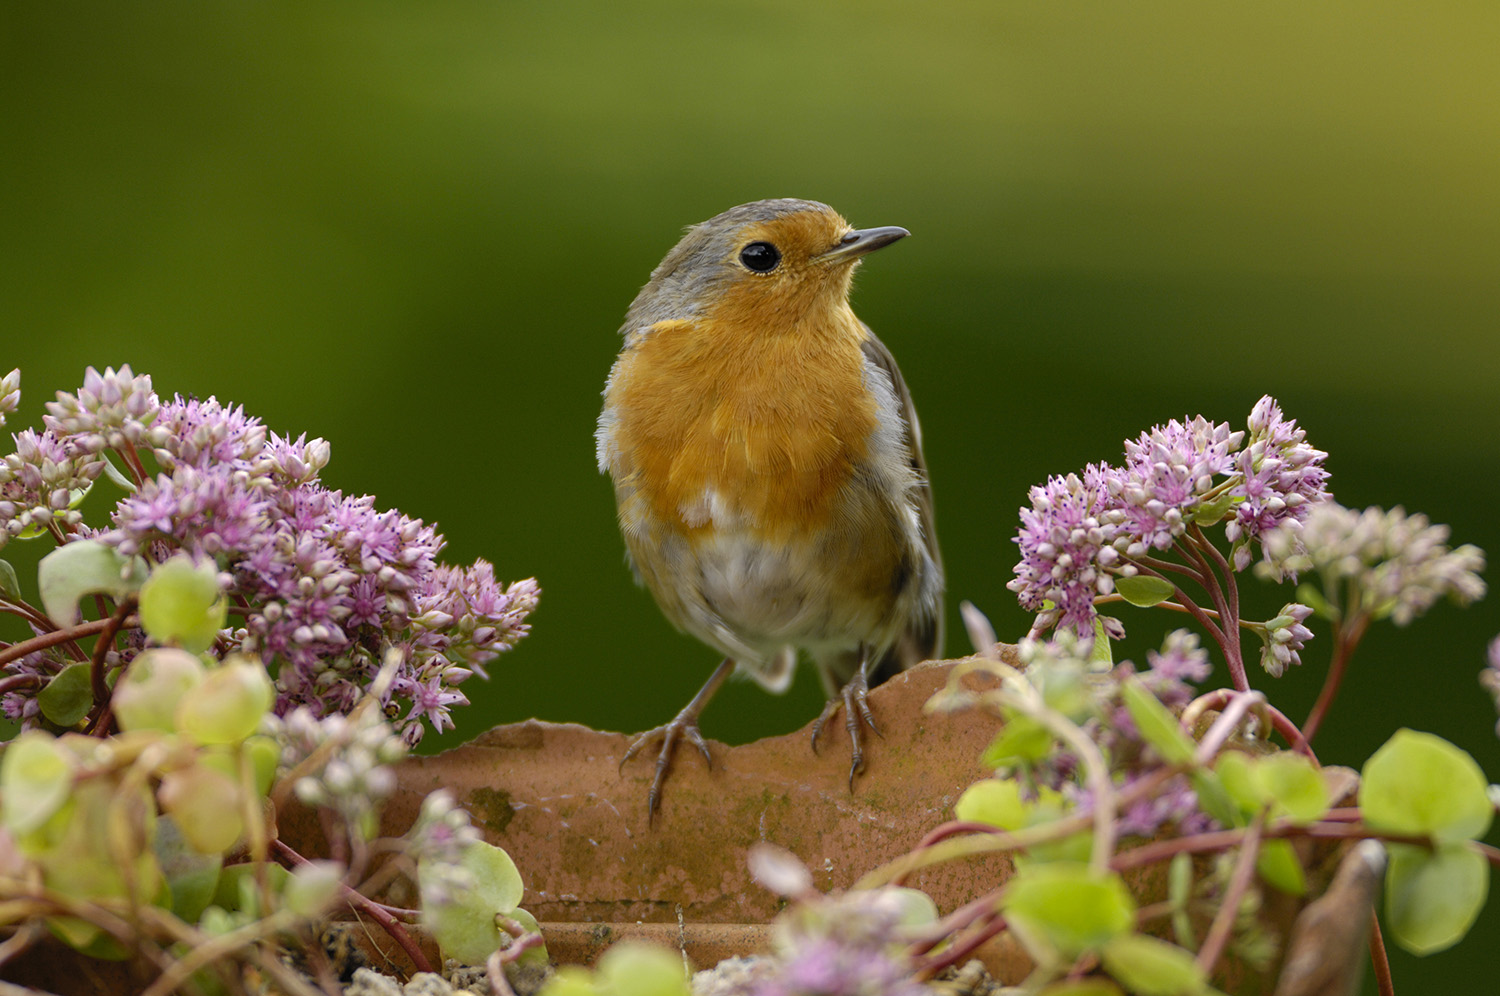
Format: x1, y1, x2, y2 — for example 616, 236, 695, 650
596, 198, 944, 819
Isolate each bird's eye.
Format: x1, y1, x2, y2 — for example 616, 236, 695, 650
739, 241, 781, 273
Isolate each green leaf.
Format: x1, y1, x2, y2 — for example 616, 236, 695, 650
37, 662, 94, 727
1100, 932, 1207, 996
99, 453, 138, 493
1255, 839, 1307, 895
1168, 854, 1197, 948
1189, 770, 1241, 829
1385, 842, 1489, 955
158, 764, 245, 854
285, 860, 345, 917
1002, 862, 1136, 960
982, 713, 1055, 768
1038, 982, 1125, 996
0, 731, 75, 835
1257, 753, 1328, 823
422, 840, 526, 964
113, 648, 206, 734
1360, 729, 1492, 842
956, 779, 1028, 830
1090, 616, 1115, 668
154, 816, 224, 924
1114, 575, 1177, 608
0, 558, 20, 600
212, 861, 288, 916
507, 907, 550, 967
539, 966, 599, 996
1214, 751, 1262, 815
1121, 678, 1196, 766
175, 656, 274, 746
38, 539, 147, 627
139, 555, 227, 653
597, 941, 691, 996
1191, 491, 1237, 528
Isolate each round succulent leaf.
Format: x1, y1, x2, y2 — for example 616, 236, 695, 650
1384, 842, 1489, 955
175, 656, 274, 746
0, 557, 20, 600
37, 539, 147, 627
1114, 575, 1177, 608
982, 713, 1055, 768
1121, 678, 1197, 766
1189, 771, 1242, 828
507, 907, 551, 967
212, 861, 288, 916
1002, 862, 1136, 959
1254, 839, 1307, 896
597, 941, 691, 996
1100, 933, 1208, 996
1038, 981, 1125, 996
1360, 729, 1492, 841
956, 778, 1029, 830
242, 735, 280, 796
158, 765, 245, 854
285, 859, 345, 917
47, 915, 129, 960
1213, 751, 1264, 815
139, 555, 226, 653
113, 648, 206, 733
540, 966, 602, 996
153, 815, 224, 924
1, 731, 75, 835
421, 840, 525, 964
1257, 753, 1328, 823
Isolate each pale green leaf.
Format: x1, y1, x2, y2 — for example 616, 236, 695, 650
1114, 575, 1177, 608
38, 539, 146, 627
1385, 842, 1488, 955
1361, 729, 1492, 842
37, 662, 94, 727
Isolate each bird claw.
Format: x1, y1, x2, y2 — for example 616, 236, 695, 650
621, 717, 713, 824
810, 670, 882, 790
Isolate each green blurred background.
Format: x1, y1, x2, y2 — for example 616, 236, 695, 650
2, 2, 1496, 989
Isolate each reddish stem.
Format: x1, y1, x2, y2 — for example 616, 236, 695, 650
0, 673, 42, 696
0, 616, 130, 667
271, 839, 432, 974
1302, 614, 1370, 745
1369, 911, 1394, 996
89, 598, 134, 708
1196, 812, 1265, 973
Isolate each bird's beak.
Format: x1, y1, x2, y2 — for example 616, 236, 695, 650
813, 226, 910, 265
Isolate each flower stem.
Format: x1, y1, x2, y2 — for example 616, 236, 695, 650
1196, 811, 1264, 974
1301, 613, 1370, 744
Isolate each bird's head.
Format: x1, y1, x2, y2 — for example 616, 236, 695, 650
623, 199, 908, 335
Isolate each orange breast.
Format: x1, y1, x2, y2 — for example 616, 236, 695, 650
606, 308, 877, 540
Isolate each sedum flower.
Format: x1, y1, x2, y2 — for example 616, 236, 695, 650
43, 364, 160, 455
1480, 636, 1500, 738
1259, 603, 1315, 677
1258, 503, 1486, 625
1009, 396, 1329, 637
0, 369, 19, 427
3, 367, 539, 742
270, 705, 408, 838
0, 429, 104, 547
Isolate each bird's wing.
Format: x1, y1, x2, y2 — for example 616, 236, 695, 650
861, 331, 945, 675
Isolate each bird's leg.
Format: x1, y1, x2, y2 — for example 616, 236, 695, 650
810, 646, 883, 789
620, 657, 735, 822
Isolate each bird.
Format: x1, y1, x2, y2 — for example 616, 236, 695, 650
596, 198, 944, 820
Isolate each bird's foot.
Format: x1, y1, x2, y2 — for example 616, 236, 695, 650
620, 716, 713, 823
619, 658, 735, 824
810, 668, 883, 790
